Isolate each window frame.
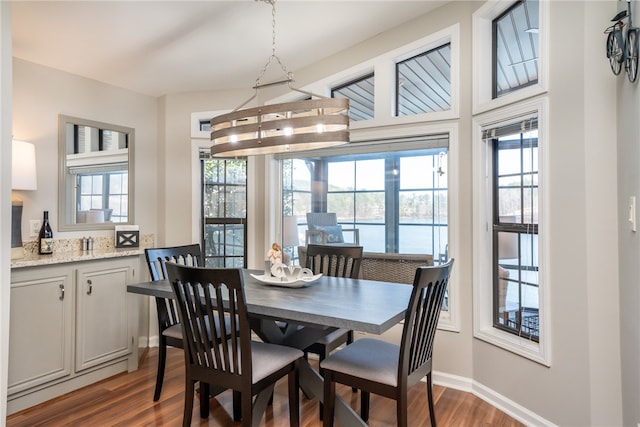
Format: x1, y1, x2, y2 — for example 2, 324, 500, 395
472, 97, 550, 365
473, 0, 548, 114
200, 157, 248, 268
277, 122, 460, 332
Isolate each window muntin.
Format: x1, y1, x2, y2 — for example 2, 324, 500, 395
492, 0, 539, 98
491, 123, 539, 341
281, 142, 448, 258
332, 74, 375, 122
202, 158, 247, 268
396, 43, 451, 116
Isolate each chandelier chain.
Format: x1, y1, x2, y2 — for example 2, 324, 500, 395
255, 0, 291, 87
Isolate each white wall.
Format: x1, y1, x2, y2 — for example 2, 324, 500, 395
11, 58, 159, 243
1, 2, 13, 424
616, 0, 640, 422
3, 1, 632, 425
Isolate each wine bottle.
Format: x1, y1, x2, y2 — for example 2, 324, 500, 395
38, 211, 54, 255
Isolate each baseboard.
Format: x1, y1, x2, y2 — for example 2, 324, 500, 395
432, 371, 556, 426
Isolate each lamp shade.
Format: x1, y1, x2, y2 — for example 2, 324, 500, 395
282, 215, 300, 248
12, 140, 37, 191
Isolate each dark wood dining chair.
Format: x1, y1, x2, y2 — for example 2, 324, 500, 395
303, 243, 363, 417
320, 259, 454, 427
144, 244, 203, 401
165, 263, 303, 427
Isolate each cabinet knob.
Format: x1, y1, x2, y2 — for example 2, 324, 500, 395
59, 284, 65, 301
87, 279, 93, 295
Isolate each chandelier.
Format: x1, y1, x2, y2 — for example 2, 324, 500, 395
210, 0, 350, 157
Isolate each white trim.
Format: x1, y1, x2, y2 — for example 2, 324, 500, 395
432, 371, 556, 427
472, 0, 549, 115
472, 96, 551, 366
190, 139, 209, 244
190, 110, 229, 139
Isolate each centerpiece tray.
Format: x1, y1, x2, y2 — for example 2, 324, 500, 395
249, 273, 322, 288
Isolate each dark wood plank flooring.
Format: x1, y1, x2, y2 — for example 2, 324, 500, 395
7, 347, 525, 426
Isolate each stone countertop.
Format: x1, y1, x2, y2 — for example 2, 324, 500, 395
11, 247, 146, 269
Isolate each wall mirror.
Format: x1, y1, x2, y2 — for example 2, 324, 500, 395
58, 115, 135, 231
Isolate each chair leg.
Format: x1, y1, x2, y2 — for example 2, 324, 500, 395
288, 365, 300, 427
360, 390, 370, 422
199, 382, 210, 419
347, 331, 357, 393
427, 373, 437, 427
183, 378, 195, 427
322, 370, 336, 427
397, 391, 408, 427
241, 389, 253, 427
318, 346, 327, 421
153, 341, 167, 401
233, 390, 241, 421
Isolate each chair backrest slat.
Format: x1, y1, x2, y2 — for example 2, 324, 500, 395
399, 259, 454, 383
305, 244, 363, 279
145, 245, 202, 331
166, 263, 251, 384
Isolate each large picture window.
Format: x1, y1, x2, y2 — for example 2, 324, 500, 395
280, 136, 449, 261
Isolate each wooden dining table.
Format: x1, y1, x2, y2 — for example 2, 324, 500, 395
127, 269, 413, 426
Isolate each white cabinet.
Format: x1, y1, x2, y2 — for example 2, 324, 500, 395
8, 266, 73, 395
75, 261, 133, 371
8, 255, 141, 414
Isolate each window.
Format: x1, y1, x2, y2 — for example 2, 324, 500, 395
473, 0, 546, 113
332, 74, 375, 121
76, 170, 128, 222
492, 0, 539, 98
473, 97, 549, 365
280, 136, 449, 259
396, 43, 451, 116
201, 157, 247, 268
489, 119, 539, 341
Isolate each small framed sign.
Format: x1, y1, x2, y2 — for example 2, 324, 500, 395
115, 225, 139, 248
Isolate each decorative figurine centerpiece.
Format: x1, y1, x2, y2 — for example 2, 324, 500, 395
267, 242, 283, 265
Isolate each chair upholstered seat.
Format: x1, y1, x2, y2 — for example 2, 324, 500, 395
320, 338, 399, 387
250, 341, 303, 382
162, 323, 183, 340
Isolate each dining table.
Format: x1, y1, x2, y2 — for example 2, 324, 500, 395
127, 268, 413, 426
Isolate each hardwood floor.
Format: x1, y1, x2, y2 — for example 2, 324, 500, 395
7, 347, 525, 426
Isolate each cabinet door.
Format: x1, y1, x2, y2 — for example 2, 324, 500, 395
9, 271, 73, 394
75, 260, 133, 371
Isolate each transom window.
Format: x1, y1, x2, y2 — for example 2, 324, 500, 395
493, 0, 539, 98
332, 74, 374, 121
396, 43, 451, 115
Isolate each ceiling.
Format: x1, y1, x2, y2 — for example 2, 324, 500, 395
11, 1, 450, 98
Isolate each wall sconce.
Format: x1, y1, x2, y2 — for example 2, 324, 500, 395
12, 140, 38, 260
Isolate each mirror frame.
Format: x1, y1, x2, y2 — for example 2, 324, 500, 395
58, 114, 135, 231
